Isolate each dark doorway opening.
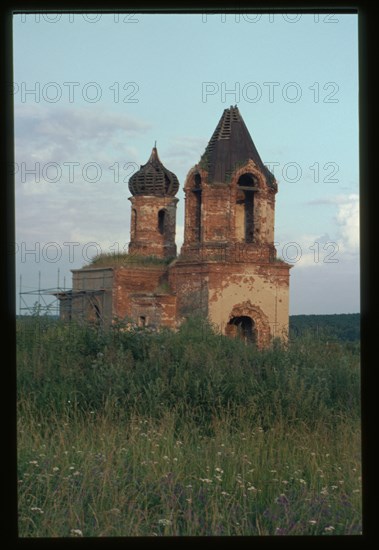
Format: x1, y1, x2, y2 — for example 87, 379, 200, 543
227, 316, 256, 343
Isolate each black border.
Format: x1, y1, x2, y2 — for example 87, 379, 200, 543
3, 1, 374, 548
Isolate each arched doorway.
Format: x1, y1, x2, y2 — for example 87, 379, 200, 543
226, 315, 256, 344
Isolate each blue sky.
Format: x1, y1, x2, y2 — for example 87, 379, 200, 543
13, 12, 359, 315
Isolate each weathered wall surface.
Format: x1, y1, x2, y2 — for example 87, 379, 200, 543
113, 265, 167, 315
182, 160, 277, 252
206, 262, 290, 346
62, 108, 291, 348
129, 195, 178, 258
70, 268, 114, 323
128, 294, 177, 329
169, 261, 209, 320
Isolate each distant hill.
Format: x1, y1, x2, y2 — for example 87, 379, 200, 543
289, 313, 360, 342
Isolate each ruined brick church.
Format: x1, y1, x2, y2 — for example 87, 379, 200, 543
58, 106, 291, 347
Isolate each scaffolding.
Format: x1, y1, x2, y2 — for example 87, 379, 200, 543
18, 270, 69, 317
18, 269, 109, 324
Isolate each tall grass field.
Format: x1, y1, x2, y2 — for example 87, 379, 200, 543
17, 317, 361, 537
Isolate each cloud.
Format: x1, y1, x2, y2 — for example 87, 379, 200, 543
278, 194, 360, 313
14, 104, 147, 248
301, 193, 359, 256
15, 103, 151, 163
162, 135, 209, 176
275, 232, 337, 269
335, 194, 359, 252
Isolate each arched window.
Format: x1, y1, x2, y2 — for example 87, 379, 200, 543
238, 173, 256, 188
237, 174, 258, 243
158, 209, 166, 235
227, 316, 256, 344
193, 173, 202, 242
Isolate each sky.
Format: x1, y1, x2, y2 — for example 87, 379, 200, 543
12, 11, 359, 315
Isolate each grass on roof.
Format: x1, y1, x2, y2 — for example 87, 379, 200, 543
87, 252, 174, 268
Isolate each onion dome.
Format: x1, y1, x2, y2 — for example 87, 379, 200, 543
128, 146, 179, 196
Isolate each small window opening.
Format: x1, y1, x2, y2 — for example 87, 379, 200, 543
194, 173, 202, 188
158, 209, 166, 235
237, 174, 257, 243
193, 173, 202, 242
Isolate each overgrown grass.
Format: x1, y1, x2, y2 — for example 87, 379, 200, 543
17, 317, 362, 537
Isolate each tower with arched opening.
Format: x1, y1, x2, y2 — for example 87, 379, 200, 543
171, 105, 291, 347
58, 107, 290, 347
128, 146, 179, 259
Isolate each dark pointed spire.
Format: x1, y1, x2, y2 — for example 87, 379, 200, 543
199, 106, 275, 188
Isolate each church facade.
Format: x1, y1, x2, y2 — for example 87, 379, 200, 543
57, 106, 291, 347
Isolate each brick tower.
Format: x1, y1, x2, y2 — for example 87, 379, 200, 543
170, 106, 291, 346
128, 145, 179, 259
58, 107, 290, 347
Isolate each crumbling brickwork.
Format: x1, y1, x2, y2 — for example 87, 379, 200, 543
129, 195, 178, 259
60, 107, 291, 348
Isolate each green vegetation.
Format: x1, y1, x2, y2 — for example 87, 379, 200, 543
17, 317, 361, 537
88, 252, 173, 268
290, 313, 360, 343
